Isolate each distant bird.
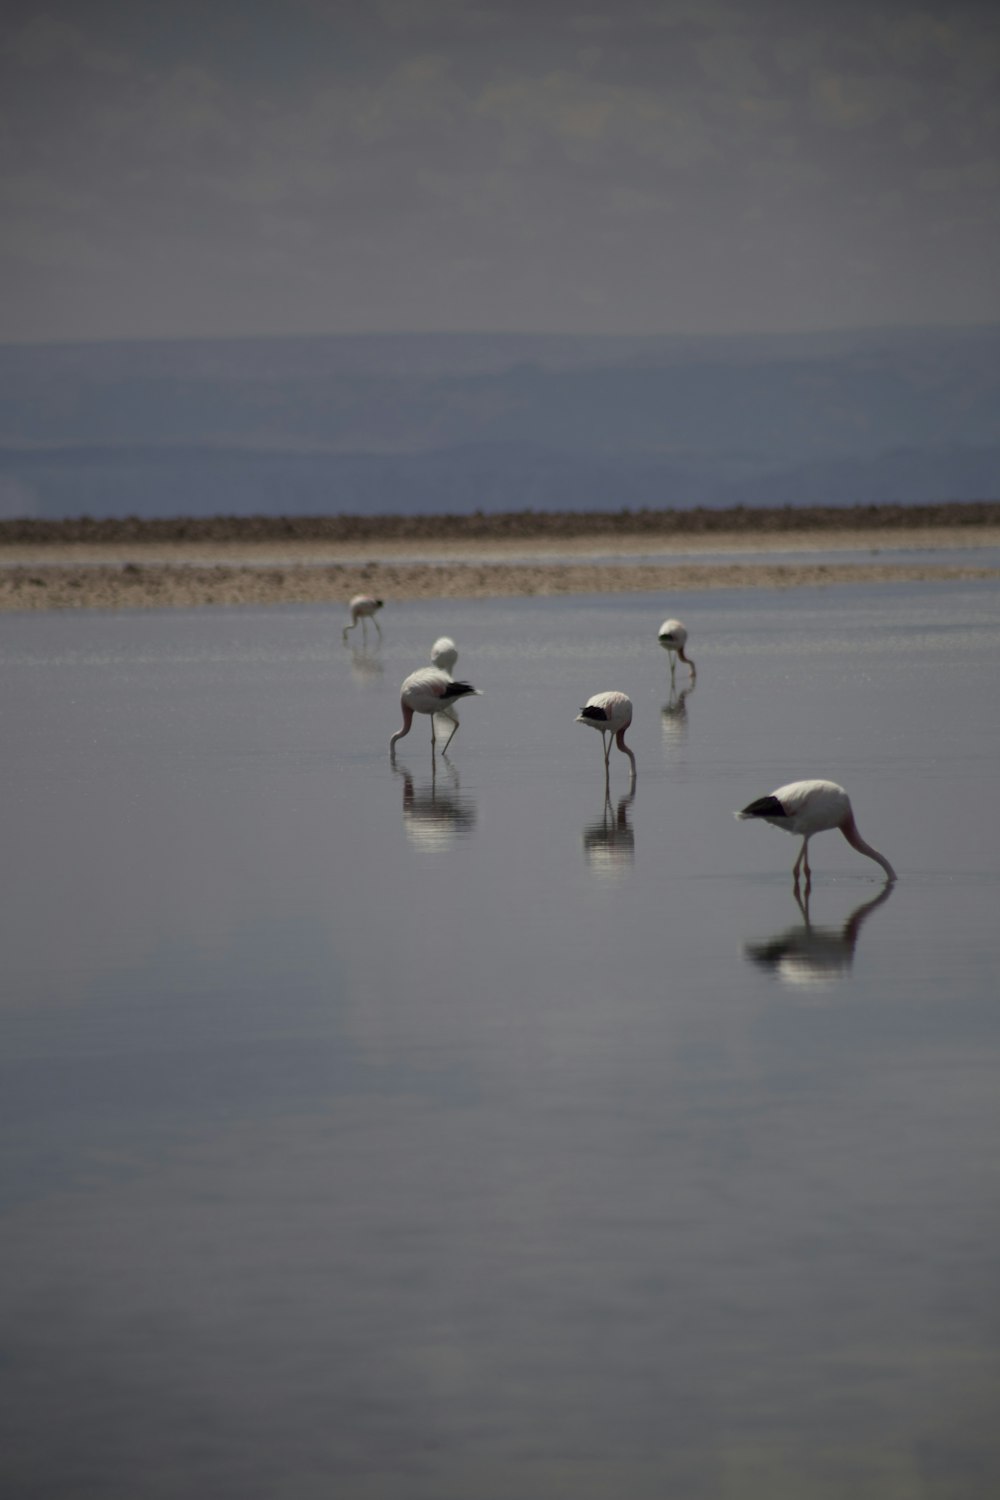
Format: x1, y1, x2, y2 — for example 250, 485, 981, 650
576, 691, 636, 778
342, 594, 384, 643
657, 619, 696, 680
430, 636, 458, 673
736, 779, 897, 888
389, 667, 481, 754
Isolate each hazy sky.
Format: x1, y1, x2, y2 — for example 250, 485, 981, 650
2, 0, 998, 343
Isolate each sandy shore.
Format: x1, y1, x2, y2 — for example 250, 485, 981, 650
2, 508, 998, 611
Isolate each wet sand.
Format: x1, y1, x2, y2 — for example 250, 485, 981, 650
2, 505, 998, 611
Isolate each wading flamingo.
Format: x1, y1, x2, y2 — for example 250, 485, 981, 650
430, 636, 458, 672
390, 667, 481, 755
342, 594, 384, 643
657, 619, 696, 680
576, 691, 636, 779
736, 779, 896, 889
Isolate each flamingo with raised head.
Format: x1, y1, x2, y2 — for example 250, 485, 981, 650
576, 691, 636, 779
342, 594, 384, 643
657, 619, 696, 680
736, 779, 896, 888
430, 636, 458, 672
390, 667, 481, 755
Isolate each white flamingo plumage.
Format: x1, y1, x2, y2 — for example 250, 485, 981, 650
342, 594, 384, 643
389, 667, 481, 755
575, 691, 636, 778
657, 619, 695, 680
736, 779, 896, 888
430, 636, 458, 672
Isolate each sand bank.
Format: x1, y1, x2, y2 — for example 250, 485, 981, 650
2, 507, 998, 612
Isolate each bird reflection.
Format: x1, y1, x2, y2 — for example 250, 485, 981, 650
661, 682, 695, 747
349, 645, 384, 683
582, 785, 636, 876
393, 759, 477, 852
745, 883, 894, 989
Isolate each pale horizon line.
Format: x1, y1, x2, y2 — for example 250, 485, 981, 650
2, 316, 999, 353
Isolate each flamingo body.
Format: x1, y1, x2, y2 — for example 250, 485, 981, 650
737, 779, 896, 887
430, 636, 459, 673
657, 618, 696, 679
390, 667, 481, 754
343, 594, 384, 643
576, 691, 636, 778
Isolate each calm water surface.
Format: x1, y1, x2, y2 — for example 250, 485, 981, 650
2, 582, 999, 1499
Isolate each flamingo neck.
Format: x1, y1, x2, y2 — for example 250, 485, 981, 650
841, 813, 897, 881
615, 728, 637, 775
389, 704, 414, 751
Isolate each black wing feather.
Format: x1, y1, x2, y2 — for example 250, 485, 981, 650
441, 680, 478, 702
739, 794, 788, 819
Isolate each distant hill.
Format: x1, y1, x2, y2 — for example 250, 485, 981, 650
1, 326, 998, 518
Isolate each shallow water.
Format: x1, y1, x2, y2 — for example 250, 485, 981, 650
2, 581, 1000, 1499
350, 541, 1000, 570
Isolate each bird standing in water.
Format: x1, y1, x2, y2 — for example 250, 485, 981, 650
430, 636, 458, 672
576, 692, 636, 780
389, 667, 481, 755
343, 594, 384, 643
736, 779, 896, 890
657, 619, 696, 681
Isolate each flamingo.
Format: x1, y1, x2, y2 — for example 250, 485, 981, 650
389, 667, 481, 755
575, 691, 636, 779
657, 619, 696, 680
736, 779, 896, 888
430, 636, 458, 673
342, 594, 384, 643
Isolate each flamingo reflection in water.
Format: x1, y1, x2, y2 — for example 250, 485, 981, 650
393, 759, 477, 852
745, 883, 894, 990
349, 646, 384, 684
582, 784, 636, 876
661, 680, 695, 749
